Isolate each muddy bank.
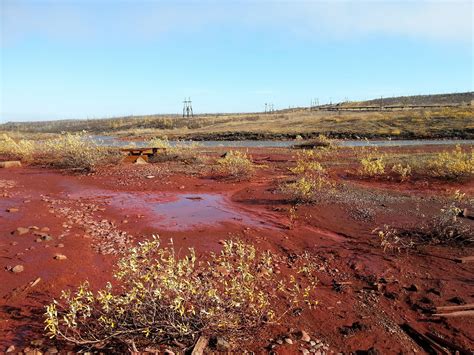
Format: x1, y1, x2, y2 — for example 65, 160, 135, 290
167, 129, 474, 141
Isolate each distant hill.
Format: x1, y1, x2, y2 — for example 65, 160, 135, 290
347, 92, 473, 107
0, 92, 472, 140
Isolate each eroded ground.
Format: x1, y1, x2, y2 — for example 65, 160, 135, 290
0, 146, 473, 353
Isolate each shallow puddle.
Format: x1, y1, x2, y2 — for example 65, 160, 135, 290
66, 188, 269, 230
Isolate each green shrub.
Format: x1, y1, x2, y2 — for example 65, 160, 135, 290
282, 176, 333, 203
216, 150, 255, 180
359, 151, 386, 177
429, 145, 474, 179
45, 237, 317, 350
391, 163, 412, 182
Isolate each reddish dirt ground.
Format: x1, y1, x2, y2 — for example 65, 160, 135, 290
0, 146, 473, 354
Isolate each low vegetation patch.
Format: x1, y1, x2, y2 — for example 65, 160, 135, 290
41, 133, 121, 172
374, 191, 473, 252
45, 237, 317, 351
358, 146, 386, 177
215, 150, 255, 180
0, 133, 121, 172
428, 145, 473, 179
0, 134, 35, 162
356, 145, 473, 182
147, 137, 204, 164
283, 147, 335, 203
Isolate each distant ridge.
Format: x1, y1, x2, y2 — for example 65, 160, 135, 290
348, 92, 473, 107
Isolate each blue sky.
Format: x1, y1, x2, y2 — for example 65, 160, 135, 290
1, 0, 472, 122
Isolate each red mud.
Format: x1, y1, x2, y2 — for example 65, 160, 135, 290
0, 146, 473, 353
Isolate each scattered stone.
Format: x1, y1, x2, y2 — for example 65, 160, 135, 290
56, 243, 65, 248
16, 227, 30, 235
46, 347, 58, 354
301, 349, 310, 355
0, 161, 22, 168
10, 241, 18, 246
146, 175, 155, 179
54, 254, 67, 260
276, 339, 283, 345
40, 227, 50, 232
134, 157, 148, 165
298, 330, 311, 342
12, 265, 24, 273
284, 338, 293, 345
406, 284, 419, 292
5, 345, 15, 353
29, 226, 40, 230
6, 208, 19, 213
30, 339, 43, 346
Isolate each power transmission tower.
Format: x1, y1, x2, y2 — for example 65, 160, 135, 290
183, 97, 193, 118
264, 103, 268, 113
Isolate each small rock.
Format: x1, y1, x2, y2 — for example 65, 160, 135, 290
29, 226, 40, 230
301, 349, 310, 355
299, 330, 311, 342
406, 284, 419, 292
56, 243, 64, 248
54, 254, 67, 260
146, 175, 155, 179
46, 347, 58, 354
6, 345, 15, 353
284, 338, 293, 345
40, 227, 50, 232
6, 208, 19, 213
15, 227, 30, 235
0, 161, 22, 168
12, 265, 24, 273
276, 339, 283, 345
30, 339, 43, 346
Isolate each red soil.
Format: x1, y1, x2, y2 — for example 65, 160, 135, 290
0, 147, 473, 353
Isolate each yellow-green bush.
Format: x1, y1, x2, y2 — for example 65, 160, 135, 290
148, 138, 203, 164
359, 149, 386, 177
0, 134, 35, 162
429, 145, 474, 179
391, 163, 412, 182
45, 237, 317, 350
285, 147, 334, 203
290, 149, 326, 175
216, 150, 255, 180
42, 133, 120, 172
148, 137, 171, 149
283, 176, 333, 203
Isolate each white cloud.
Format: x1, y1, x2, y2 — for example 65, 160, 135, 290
1, 0, 472, 45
